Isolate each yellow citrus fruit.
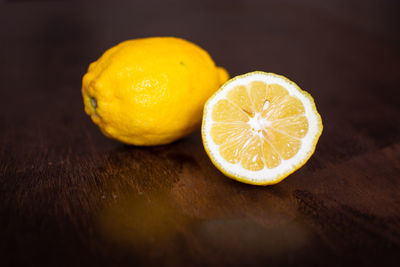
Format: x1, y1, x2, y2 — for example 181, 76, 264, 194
82, 37, 229, 145
202, 71, 323, 185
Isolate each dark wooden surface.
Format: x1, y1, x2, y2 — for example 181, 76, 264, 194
1, 1, 400, 266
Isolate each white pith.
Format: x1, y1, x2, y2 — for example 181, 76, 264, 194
202, 72, 322, 184
248, 113, 270, 136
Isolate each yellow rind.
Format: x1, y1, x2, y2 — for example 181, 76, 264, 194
82, 37, 229, 146
201, 71, 323, 186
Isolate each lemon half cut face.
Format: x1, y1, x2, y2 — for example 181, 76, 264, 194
202, 71, 323, 185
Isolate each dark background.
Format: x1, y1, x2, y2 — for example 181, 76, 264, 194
1, 0, 400, 266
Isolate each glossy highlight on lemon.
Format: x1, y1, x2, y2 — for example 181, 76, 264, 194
202, 71, 323, 185
82, 37, 229, 145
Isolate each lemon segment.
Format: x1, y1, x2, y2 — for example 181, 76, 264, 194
261, 139, 281, 169
202, 71, 323, 185
262, 95, 305, 120
226, 85, 254, 116
219, 130, 254, 164
249, 81, 268, 113
264, 127, 301, 160
211, 100, 249, 123
270, 116, 309, 138
240, 136, 265, 171
210, 123, 251, 145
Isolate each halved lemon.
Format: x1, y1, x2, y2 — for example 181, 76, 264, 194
202, 71, 323, 185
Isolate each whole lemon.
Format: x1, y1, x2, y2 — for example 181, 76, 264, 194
82, 37, 229, 145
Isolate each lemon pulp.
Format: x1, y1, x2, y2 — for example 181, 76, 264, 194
202, 72, 322, 185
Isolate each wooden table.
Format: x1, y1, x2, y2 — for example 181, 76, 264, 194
1, 1, 400, 266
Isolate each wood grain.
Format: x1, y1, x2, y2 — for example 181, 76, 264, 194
1, 0, 400, 266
